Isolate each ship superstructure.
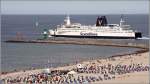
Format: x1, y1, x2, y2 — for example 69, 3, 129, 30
47, 15, 142, 39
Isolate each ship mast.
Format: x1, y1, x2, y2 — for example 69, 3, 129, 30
64, 15, 71, 27
120, 15, 125, 28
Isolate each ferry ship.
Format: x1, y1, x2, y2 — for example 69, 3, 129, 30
45, 15, 142, 39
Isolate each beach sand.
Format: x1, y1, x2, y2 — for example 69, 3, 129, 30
1, 51, 149, 84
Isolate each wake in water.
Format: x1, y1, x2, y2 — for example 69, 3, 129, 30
137, 36, 150, 40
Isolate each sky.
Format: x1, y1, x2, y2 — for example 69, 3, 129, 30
1, 0, 149, 14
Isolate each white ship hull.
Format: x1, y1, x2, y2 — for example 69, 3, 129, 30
45, 15, 142, 39
51, 31, 138, 39
52, 35, 135, 39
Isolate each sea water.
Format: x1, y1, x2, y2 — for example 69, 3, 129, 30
1, 14, 149, 72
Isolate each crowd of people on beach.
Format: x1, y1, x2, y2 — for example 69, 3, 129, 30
2, 62, 149, 84
77, 63, 150, 75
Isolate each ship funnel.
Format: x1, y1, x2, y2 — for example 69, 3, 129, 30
96, 16, 101, 26
96, 16, 108, 26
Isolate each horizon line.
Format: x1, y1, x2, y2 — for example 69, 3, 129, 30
2, 13, 149, 15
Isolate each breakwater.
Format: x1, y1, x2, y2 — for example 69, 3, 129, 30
5, 38, 149, 49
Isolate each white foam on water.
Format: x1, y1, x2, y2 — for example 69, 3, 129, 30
137, 37, 150, 40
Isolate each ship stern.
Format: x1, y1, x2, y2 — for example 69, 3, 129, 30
135, 32, 142, 39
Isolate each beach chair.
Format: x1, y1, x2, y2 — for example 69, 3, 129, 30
73, 78, 78, 84
98, 76, 103, 81
96, 78, 100, 81
89, 76, 95, 82
85, 76, 91, 83
70, 79, 73, 83
65, 79, 69, 84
